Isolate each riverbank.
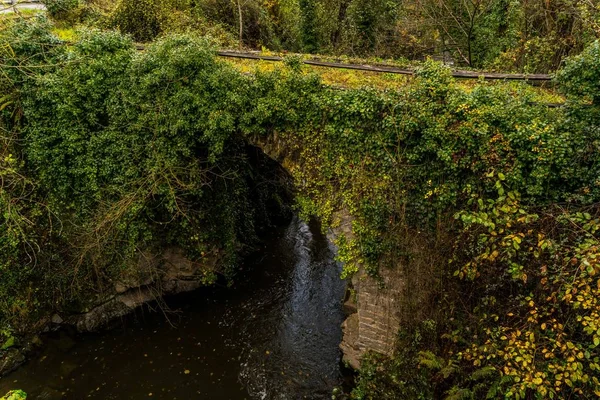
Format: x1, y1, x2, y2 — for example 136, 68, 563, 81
0, 218, 351, 399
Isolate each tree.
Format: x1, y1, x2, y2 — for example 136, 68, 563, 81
299, 0, 319, 52
417, 0, 497, 66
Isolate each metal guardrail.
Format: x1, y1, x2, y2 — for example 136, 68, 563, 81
133, 45, 553, 82
0, 0, 44, 13
216, 51, 553, 82
0, 0, 41, 4
218, 51, 562, 107
133, 45, 561, 105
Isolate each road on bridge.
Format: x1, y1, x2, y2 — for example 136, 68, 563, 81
0, 1, 45, 13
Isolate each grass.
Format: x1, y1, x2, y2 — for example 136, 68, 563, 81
0, 10, 563, 105
224, 57, 564, 104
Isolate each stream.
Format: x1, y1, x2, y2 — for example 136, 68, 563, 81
0, 217, 348, 399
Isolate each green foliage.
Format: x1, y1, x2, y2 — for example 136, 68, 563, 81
556, 40, 600, 104
235, 42, 600, 398
282, 54, 304, 72
0, 22, 290, 331
111, 0, 161, 41
240, 57, 599, 278
1, 335, 15, 350
0, 18, 62, 328
352, 321, 437, 399
107, 0, 238, 44
0, 391, 26, 400
441, 189, 600, 398
324, 39, 600, 399
298, 0, 318, 52
0, 16, 63, 86
2, 18, 600, 400
47, 0, 599, 71
43, 0, 79, 19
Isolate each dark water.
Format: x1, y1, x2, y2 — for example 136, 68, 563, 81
0, 218, 348, 399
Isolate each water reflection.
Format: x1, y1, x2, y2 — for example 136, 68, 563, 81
0, 217, 347, 399
240, 218, 347, 399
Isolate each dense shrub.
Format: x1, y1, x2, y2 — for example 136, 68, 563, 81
0, 22, 290, 336
47, 0, 600, 71
43, 0, 79, 19
0, 390, 27, 400
237, 50, 600, 398
556, 40, 600, 104
2, 18, 600, 399
111, 0, 161, 41
438, 190, 600, 398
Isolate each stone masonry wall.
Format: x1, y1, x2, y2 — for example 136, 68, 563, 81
254, 135, 438, 370
340, 266, 404, 369
331, 211, 405, 369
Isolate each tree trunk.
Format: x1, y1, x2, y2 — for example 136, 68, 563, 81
238, 0, 243, 50
332, 0, 352, 48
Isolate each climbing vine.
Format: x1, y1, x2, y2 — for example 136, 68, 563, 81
0, 19, 291, 337
1, 16, 600, 398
